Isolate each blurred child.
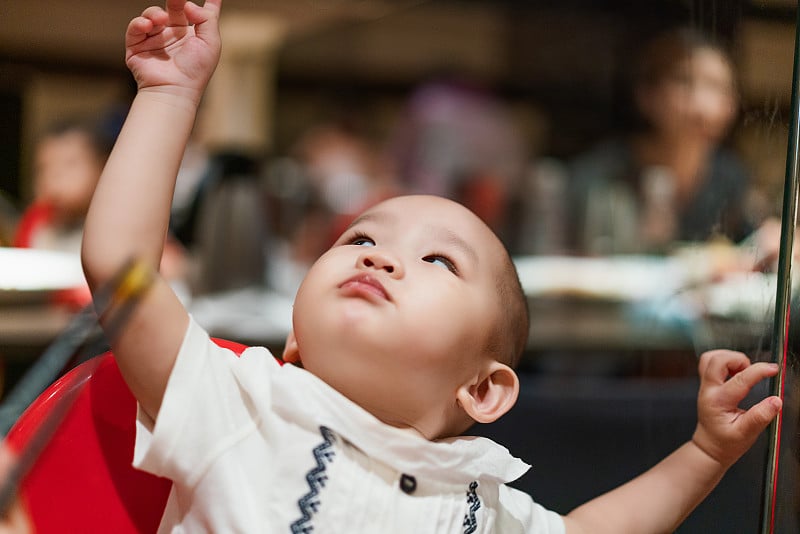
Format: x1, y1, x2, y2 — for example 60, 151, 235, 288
269, 121, 398, 294
15, 115, 189, 305
14, 117, 112, 253
81, 1, 782, 532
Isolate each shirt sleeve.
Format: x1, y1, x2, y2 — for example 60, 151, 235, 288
133, 316, 279, 487
495, 484, 566, 534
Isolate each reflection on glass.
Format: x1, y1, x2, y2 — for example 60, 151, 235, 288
568, 27, 750, 256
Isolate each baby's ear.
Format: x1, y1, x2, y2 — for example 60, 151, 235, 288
456, 361, 519, 424
282, 330, 300, 364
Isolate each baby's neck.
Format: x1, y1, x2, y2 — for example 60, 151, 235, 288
359, 402, 433, 440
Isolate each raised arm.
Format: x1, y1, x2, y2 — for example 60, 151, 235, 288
563, 350, 781, 534
81, 0, 222, 420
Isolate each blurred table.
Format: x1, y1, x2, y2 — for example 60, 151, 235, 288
525, 297, 773, 353
0, 247, 86, 363
0, 304, 73, 361
0, 251, 777, 375
516, 254, 777, 378
526, 298, 691, 351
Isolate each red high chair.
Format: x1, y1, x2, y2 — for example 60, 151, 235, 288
4, 338, 251, 533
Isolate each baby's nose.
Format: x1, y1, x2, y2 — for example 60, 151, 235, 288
358, 250, 401, 275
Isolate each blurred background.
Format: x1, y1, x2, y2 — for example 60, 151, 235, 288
1, 1, 794, 227
1, 0, 800, 531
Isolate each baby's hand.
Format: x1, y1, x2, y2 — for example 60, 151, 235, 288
692, 350, 781, 468
125, 0, 222, 101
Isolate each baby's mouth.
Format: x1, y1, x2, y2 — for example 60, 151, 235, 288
339, 274, 391, 301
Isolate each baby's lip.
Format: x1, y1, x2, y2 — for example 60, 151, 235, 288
339, 273, 391, 301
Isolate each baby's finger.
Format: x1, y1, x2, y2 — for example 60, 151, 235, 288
201, 0, 222, 15
165, 0, 190, 25
126, 8, 168, 42
141, 5, 170, 28
734, 395, 782, 440
184, 0, 221, 40
719, 361, 780, 406
698, 349, 750, 383
126, 16, 153, 39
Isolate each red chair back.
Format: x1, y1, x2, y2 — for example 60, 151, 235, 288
4, 338, 250, 533
12, 202, 53, 249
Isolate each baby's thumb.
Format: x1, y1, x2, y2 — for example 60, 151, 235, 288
739, 396, 782, 438
185, 0, 221, 40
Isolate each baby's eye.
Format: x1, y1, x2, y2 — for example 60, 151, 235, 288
349, 235, 375, 247
423, 255, 457, 274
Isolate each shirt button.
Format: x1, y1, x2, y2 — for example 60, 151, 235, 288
399, 473, 417, 494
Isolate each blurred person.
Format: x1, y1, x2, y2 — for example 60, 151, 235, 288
14, 113, 189, 305
266, 121, 399, 295
13, 116, 114, 254
567, 27, 756, 258
11, 116, 119, 308
387, 76, 527, 248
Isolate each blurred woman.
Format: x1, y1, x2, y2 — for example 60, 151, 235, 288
567, 27, 753, 256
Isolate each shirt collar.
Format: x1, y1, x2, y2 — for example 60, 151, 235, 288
271, 363, 530, 485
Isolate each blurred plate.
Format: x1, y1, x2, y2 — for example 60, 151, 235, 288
0, 247, 85, 304
699, 272, 777, 321
513, 255, 687, 302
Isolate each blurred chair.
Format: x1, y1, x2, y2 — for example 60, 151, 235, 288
4, 338, 251, 534
11, 203, 50, 249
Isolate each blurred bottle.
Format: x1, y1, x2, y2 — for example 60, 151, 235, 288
192, 153, 270, 295
582, 178, 638, 256
639, 165, 678, 252
517, 158, 568, 255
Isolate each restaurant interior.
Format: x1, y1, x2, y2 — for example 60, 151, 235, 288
2, 0, 800, 531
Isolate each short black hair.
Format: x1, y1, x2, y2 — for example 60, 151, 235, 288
40, 108, 126, 161
484, 247, 529, 369
634, 27, 735, 90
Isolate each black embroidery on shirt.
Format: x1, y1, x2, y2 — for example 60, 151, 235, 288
463, 481, 481, 534
290, 426, 337, 534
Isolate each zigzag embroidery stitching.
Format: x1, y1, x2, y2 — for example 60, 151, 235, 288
290, 426, 337, 534
462, 481, 481, 534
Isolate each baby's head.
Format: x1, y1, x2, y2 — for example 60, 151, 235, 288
283, 194, 528, 440
33, 118, 114, 224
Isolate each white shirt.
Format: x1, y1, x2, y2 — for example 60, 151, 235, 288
134, 317, 565, 533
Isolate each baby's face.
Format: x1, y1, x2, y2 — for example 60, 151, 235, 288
34, 131, 103, 222
288, 195, 506, 437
